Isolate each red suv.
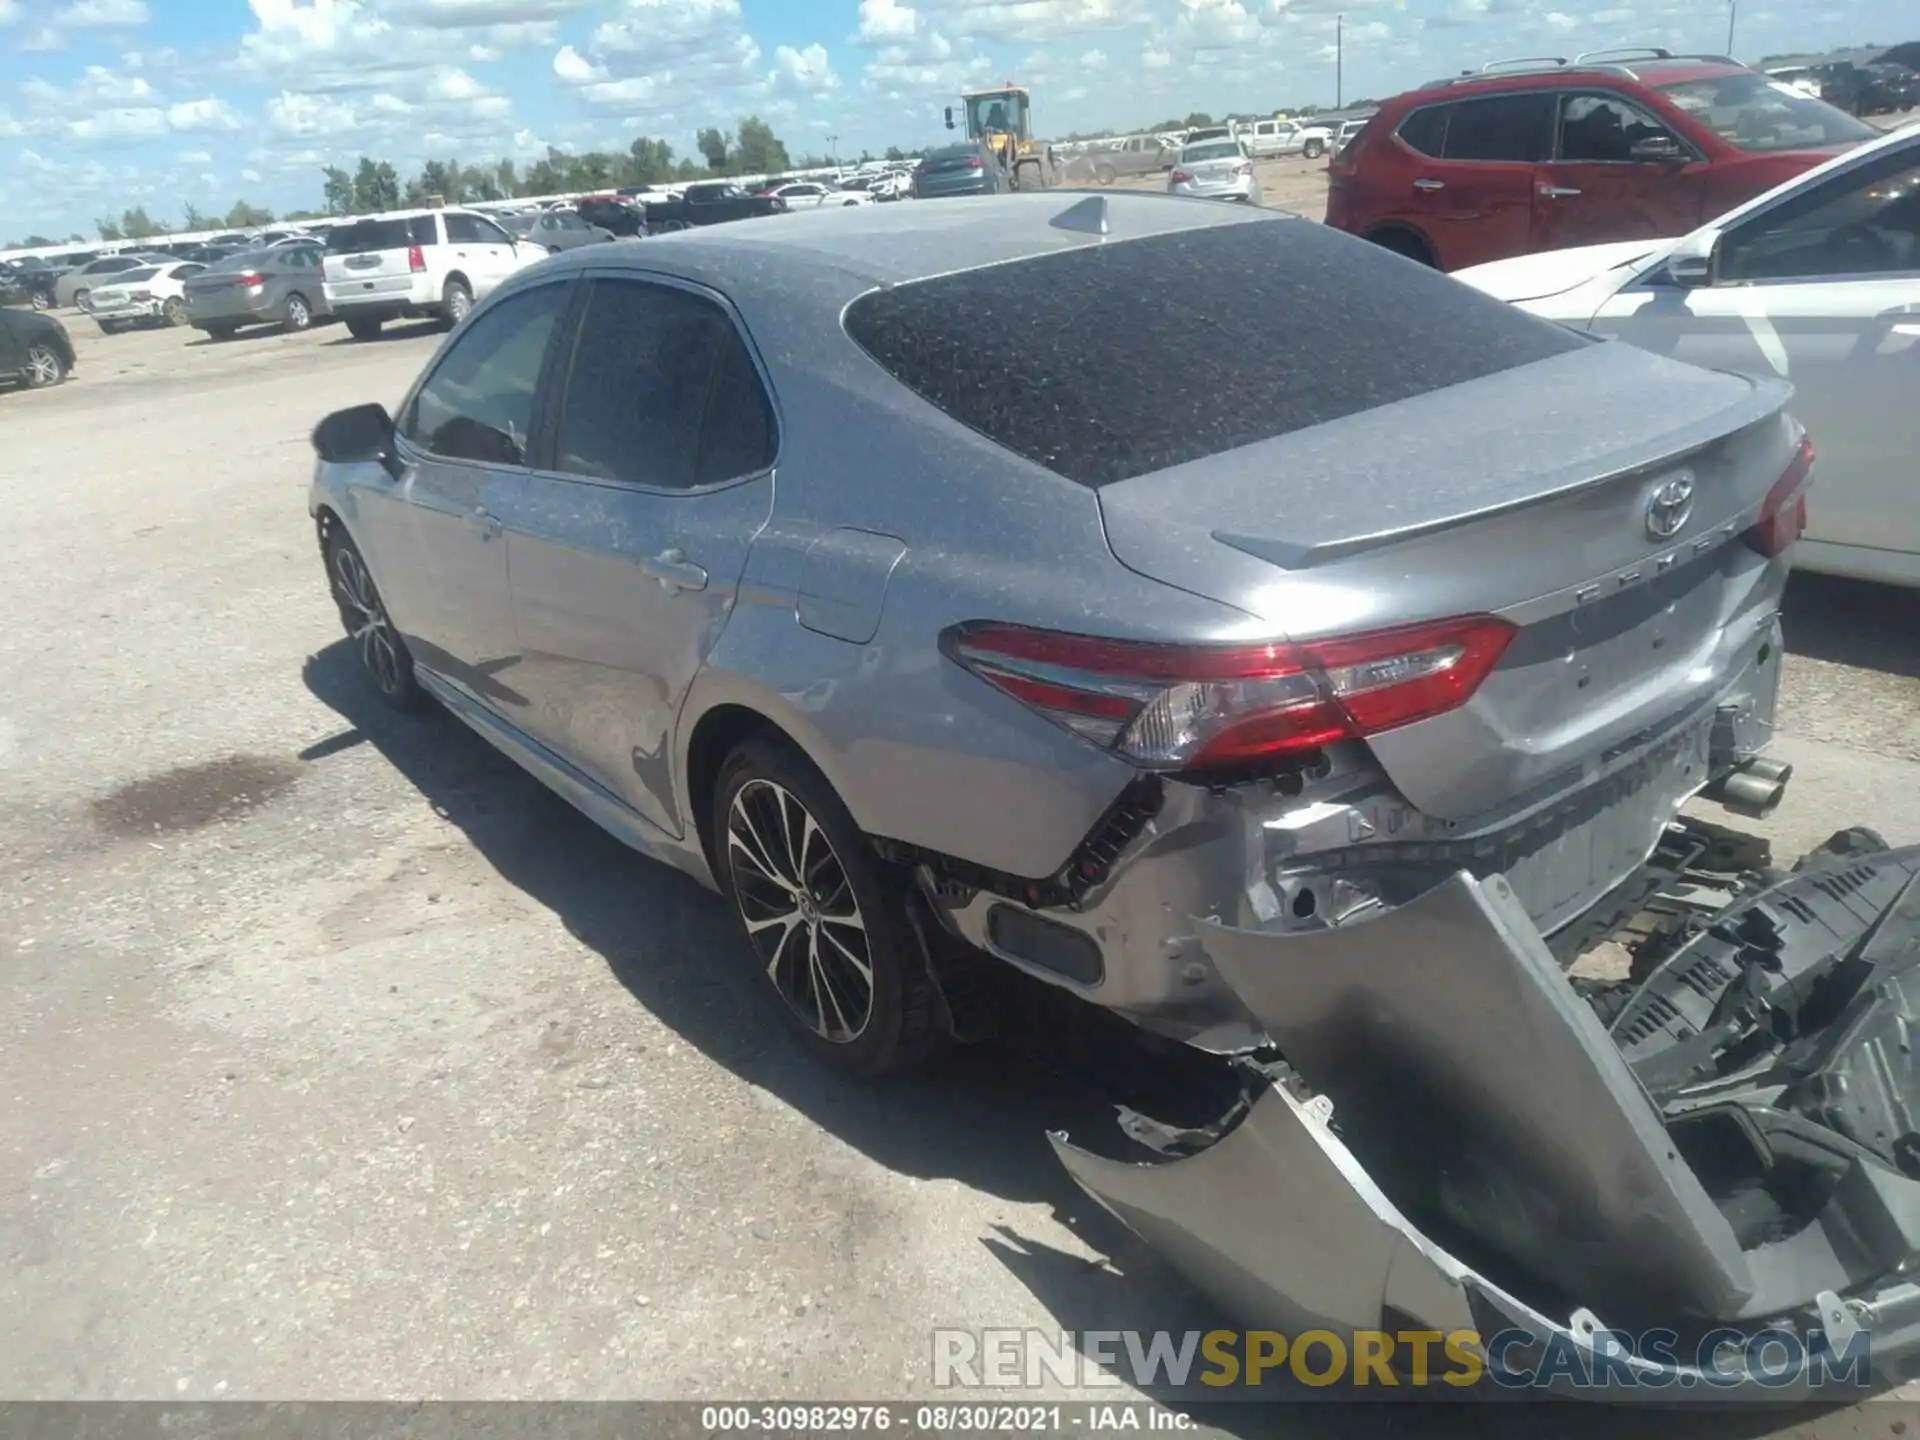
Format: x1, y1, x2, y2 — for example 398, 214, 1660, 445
1327, 49, 1878, 271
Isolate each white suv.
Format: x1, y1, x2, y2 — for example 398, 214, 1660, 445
321, 208, 533, 341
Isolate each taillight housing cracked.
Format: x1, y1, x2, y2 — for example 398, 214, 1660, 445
943, 614, 1516, 774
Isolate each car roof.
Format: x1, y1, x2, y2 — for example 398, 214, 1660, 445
518, 191, 1277, 297
1402, 54, 1749, 104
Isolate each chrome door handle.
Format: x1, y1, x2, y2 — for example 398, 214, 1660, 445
644, 546, 708, 595
472, 506, 502, 540
1413, 178, 1445, 191
1539, 185, 1582, 198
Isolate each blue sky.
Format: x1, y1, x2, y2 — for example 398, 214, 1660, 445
1, 0, 1913, 237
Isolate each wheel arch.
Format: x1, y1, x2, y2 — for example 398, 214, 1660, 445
442, 270, 473, 297
1362, 221, 1440, 267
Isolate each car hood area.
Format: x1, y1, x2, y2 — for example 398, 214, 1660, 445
1050, 838, 1920, 1396
1453, 238, 1669, 305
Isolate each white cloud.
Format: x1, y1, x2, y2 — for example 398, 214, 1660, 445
55, 0, 150, 27
166, 97, 244, 132
557, 0, 765, 116
855, 0, 917, 41
1079, 45, 1108, 67
552, 42, 607, 82
66, 108, 170, 141
424, 65, 487, 100
1142, 42, 1171, 66
0, 0, 19, 25
769, 41, 840, 95
177, 148, 213, 163
388, 0, 587, 21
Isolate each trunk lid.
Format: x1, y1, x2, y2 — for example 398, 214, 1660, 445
1098, 342, 1796, 821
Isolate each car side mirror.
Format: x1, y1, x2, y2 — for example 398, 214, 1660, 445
1662, 233, 1717, 288
1630, 135, 1687, 163
313, 402, 399, 475
944, 106, 956, 131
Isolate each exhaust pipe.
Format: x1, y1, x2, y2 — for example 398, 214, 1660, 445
1710, 756, 1794, 819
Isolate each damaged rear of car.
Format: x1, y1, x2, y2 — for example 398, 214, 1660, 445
835, 211, 1918, 1390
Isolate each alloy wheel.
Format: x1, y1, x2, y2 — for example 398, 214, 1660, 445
726, 778, 874, 1044
286, 295, 310, 329
24, 345, 62, 386
447, 287, 471, 324
330, 545, 403, 697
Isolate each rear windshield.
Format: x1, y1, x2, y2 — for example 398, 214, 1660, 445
327, 216, 435, 253
842, 218, 1587, 488
1656, 73, 1875, 152
923, 144, 977, 162
1181, 141, 1243, 162
209, 250, 269, 272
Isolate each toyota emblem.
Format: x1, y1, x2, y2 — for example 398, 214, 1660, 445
1646, 472, 1695, 541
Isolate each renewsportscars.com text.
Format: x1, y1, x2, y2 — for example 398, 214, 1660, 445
931, 1327, 1873, 1392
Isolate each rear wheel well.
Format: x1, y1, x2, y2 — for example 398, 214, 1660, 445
1364, 224, 1438, 267
443, 271, 472, 296
685, 704, 784, 879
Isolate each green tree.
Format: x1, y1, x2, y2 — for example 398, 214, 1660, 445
696, 126, 730, 171
96, 217, 125, 241
225, 200, 275, 228
351, 157, 400, 212
321, 165, 355, 215
120, 205, 167, 239
624, 136, 675, 185
20, 233, 55, 246
1182, 112, 1214, 129
733, 115, 789, 175
675, 157, 701, 179
182, 201, 214, 230
494, 158, 519, 198
883, 145, 907, 161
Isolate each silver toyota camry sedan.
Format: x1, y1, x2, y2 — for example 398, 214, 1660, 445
311, 193, 1920, 1389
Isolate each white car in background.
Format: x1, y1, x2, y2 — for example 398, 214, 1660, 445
1457, 121, 1920, 589
765, 181, 872, 210
86, 260, 208, 333
1234, 118, 1334, 160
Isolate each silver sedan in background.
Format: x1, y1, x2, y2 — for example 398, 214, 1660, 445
1167, 138, 1261, 204
499, 210, 615, 253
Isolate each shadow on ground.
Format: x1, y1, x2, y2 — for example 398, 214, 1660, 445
1784, 572, 1920, 682
321, 318, 449, 347
301, 639, 1873, 1439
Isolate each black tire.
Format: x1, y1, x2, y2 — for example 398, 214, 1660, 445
713, 735, 945, 1076
322, 526, 426, 713
97, 319, 123, 335
22, 342, 66, 388
30, 291, 49, 311
1094, 162, 1116, 185
1303, 138, 1325, 159
547, 245, 562, 255
282, 291, 313, 332
72, 288, 90, 310
345, 316, 383, 341
440, 279, 472, 328
205, 322, 238, 342
1014, 161, 1044, 192
1367, 227, 1438, 267
161, 296, 188, 327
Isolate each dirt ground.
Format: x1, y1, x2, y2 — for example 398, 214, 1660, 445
1, 243, 1918, 1429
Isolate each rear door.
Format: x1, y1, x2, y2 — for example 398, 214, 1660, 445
1425, 91, 1555, 269
1532, 90, 1708, 251
500, 273, 778, 837
1589, 141, 1920, 563
362, 279, 573, 692
325, 215, 434, 302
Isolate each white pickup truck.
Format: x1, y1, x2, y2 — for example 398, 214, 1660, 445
1232, 117, 1334, 160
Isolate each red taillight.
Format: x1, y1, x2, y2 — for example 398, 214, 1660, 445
237, 271, 264, 288
407, 245, 426, 273
965, 156, 984, 169
318, 257, 328, 280
1746, 436, 1813, 558
1170, 168, 1194, 183
944, 615, 1516, 771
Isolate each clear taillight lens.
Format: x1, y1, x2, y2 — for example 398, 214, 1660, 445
1746, 436, 1814, 558
943, 616, 1517, 772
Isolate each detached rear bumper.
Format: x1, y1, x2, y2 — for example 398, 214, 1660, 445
1052, 847, 1920, 1399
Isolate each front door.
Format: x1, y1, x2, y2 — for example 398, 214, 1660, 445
1532, 91, 1708, 252
1589, 142, 1920, 563
443, 212, 522, 299
367, 279, 573, 703
502, 273, 778, 837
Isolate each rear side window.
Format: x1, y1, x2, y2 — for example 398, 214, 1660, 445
400, 283, 569, 465
1443, 93, 1554, 162
551, 279, 776, 491
842, 218, 1585, 488
326, 216, 435, 254
1395, 104, 1450, 157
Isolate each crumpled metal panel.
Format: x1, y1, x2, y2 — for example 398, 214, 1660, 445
1192, 870, 1752, 1324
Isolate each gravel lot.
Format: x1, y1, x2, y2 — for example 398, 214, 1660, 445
1, 236, 1917, 1431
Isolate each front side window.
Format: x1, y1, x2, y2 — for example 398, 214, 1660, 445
400, 283, 568, 465
551, 279, 776, 491
1443, 93, 1554, 163
1657, 73, 1875, 153
1719, 149, 1920, 282
1556, 93, 1685, 162
444, 213, 484, 244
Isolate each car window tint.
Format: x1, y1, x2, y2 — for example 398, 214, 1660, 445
1396, 104, 1450, 158
1557, 93, 1677, 162
401, 284, 567, 466
1720, 150, 1920, 282
1443, 93, 1553, 162
474, 217, 512, 245
444, 213, 483, 244
327, 219, 412, 253
842, 216, 1586, 488
553, 279, 773, 490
